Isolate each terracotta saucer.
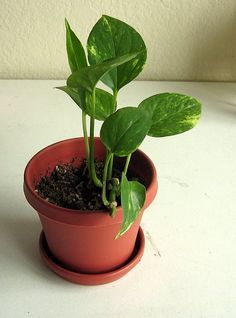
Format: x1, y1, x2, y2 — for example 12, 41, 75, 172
39, 227, 145, 285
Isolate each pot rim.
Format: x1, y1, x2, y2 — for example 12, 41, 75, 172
24, 137, 157, 226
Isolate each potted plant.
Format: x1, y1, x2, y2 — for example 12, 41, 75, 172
24, 15, 201, 285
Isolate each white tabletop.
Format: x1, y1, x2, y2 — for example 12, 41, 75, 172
0, 80, 235, 318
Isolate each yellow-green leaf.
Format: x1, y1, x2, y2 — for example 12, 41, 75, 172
139, 93, 201, 137
116, 173, 146, 238
67, 52, 143, 93
87, 15, 147, 91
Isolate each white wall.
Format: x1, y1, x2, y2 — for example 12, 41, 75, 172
1, 0, 236, 81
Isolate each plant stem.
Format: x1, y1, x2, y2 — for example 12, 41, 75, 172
112, 88, 118, 112
109, 187, 117, 217
124, 154, 132, 175
107, 89, 118, 179
102, 152, 112, 206
108, 154, 113, 180
82, 111, 90, 163
89, 90, 102, 188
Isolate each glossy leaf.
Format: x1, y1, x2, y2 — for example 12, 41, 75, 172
56, 85, 86, 110
67, 52, 142, 93
86, 88, 113, 120
87, 15, 147, 91
56, 86, 113, 121
100, 107, 151, 156
65, 18, 87, 72
116, 173, 146, 238
139, 93, 201, 137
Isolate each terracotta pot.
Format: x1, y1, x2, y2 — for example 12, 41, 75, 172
24, 138, 157, 274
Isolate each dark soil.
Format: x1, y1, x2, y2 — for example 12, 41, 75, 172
35, 160, 139, 211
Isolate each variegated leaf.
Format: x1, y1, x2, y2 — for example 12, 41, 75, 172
139, 93, 201, 137
87, 15, 147, 91
116, 173, 146, 238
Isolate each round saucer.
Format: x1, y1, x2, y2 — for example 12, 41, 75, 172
39, 227, 145, 285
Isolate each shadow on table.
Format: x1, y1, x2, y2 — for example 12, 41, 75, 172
1, 212, 69, 285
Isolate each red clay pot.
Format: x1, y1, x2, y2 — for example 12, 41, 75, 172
24, 138, 157, 275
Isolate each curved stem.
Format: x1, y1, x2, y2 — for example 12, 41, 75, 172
107, 89, 118, 179
89, 90, 102, 188
108, 154, 113, 180
102, 152, 112, 206
82, 111, 90, 164
124, 154, 131, 176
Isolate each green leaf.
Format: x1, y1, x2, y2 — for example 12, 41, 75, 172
100, 107, 151, 157
116, 173, 146, 238
139, 93, 201, 137
56, 86, 86, 110
86, 88, 113, 121
59, 20, 88, 115
65, 18, 87, 72
56, 86, 113, 121
67, 52, 142, 93
87, 15, 147, 91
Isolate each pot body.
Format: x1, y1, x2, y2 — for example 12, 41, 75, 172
24, 138, 157, 274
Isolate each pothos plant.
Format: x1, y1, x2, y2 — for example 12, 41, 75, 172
57, 15, 201, 238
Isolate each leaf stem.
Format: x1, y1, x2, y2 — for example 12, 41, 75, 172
82, 111, 90, 164
102, 152, 112, 206
123, 154, 132, 176
108, 154, 113, 180
107, 89, 118, 179
109, 182, 117, 217
112, 88, 118, 112
89, 90, 102, 188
